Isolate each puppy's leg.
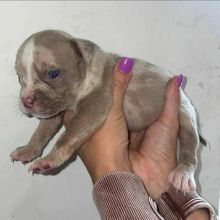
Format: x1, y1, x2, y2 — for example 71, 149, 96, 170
10, 114, 63, 164
28, 94, 111, 173
168, 93, 199, 192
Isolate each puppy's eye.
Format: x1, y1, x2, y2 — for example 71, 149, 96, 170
48, 69, 60, 79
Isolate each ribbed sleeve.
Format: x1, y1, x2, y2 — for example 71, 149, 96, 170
93, 171, 164, 220
92, 171, 218, 220
157, 185, 218, 220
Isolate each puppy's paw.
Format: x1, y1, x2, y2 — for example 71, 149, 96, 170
10, 146, 41, 164
168, 167, 196, 192
28, 156, 55, 174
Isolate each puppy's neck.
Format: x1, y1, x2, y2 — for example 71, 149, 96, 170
67, 51, 110, 111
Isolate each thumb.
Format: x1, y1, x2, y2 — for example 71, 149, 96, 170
111, 57, 134, 111
160, 74, 184, 125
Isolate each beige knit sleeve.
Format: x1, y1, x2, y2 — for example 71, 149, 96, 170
93, 171, 164, 220
157, 185, 218, 220
93, 171, 218, 220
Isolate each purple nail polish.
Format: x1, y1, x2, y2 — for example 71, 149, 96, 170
176, 74, 184, 88
118, 57, 134, 74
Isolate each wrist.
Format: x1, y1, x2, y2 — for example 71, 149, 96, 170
78, 138, 132, 184
129, 152, 174, 199
186, 209, 209, 220
91, 161, 132, 184
79, 150, 132, 184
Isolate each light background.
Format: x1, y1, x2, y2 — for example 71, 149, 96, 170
0, 1, 219, 219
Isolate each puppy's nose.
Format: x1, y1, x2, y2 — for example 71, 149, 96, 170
22, 96, 35, 108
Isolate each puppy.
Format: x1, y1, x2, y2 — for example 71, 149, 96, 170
10, 30, 206, 192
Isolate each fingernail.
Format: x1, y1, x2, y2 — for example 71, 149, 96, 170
176, 74, 184, 88
118, 57, 134, 74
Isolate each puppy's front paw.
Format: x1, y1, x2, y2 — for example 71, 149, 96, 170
10, 146, 41, 164
28, 156, 56, 174
168, 167, 196, 192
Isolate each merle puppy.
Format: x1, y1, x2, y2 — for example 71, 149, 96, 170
10, 30, 206, 192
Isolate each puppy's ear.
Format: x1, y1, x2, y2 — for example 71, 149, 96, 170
71, 39, 99, 64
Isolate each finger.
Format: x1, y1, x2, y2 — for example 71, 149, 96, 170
160, 74, 184, 125
112, 57, 133, 111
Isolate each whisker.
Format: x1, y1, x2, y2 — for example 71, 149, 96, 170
15, 110, 24, 119
11, 98, 25, 119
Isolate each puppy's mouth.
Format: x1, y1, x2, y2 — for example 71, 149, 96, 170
24, 106, 63, 119
20, 98, 66, 119
32, 111, 62, 119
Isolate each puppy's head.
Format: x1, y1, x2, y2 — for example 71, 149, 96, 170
16, 30, 97, 119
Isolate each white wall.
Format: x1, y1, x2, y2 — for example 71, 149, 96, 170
0, 1, 219, 219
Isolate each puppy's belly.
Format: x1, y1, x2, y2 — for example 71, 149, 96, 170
123, 60, 171, 131
124, 88, 165, 131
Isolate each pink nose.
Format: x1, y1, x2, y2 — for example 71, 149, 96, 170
22, 96, 35, 108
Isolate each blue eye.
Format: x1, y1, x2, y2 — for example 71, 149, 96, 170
48, 69, 60, 79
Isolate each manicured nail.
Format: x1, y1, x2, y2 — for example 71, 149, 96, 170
118, 57, 134, 74
176, 74, 184, 88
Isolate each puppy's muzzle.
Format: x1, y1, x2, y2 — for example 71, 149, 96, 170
22, 96, 35, 109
